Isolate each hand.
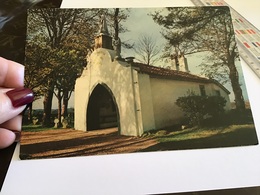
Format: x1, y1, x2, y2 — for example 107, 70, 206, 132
0, 57, 34, 149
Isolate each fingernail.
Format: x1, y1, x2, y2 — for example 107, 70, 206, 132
9, 130, 21, 142
6, 88, 34, 108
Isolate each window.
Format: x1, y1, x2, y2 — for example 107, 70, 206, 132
215, 90, 221, 96
199, 85, 206, 96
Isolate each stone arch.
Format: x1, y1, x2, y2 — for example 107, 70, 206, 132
86, 83, 120, 132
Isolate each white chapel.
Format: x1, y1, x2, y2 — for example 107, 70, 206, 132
74, 16, 231, 136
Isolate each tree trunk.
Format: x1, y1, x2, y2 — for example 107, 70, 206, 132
228, 62, 245, 113
57, 89, 63, 128
28, 103, 33, 123
114, 8, 119, 40
62, 89, 69, 118
42, 86, 54, 127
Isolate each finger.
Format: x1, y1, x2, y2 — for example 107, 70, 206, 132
0, 89, 27, 124
0, 57, 24, 88
0, 116, 22, 148
0, 128, 16, 149
0, 115, 23, 132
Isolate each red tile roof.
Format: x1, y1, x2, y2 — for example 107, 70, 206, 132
132, 62, 230, 94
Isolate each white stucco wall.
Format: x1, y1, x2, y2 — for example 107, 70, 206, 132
75, 48, 142, 136
149, 78, 231, 129
150, 78, 189, 129
75, 48, 231, 136
137, 73, 156, 132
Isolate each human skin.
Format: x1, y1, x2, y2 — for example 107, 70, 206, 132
0, 57, 33, 149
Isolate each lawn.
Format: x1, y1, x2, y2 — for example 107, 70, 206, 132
22, 125, 52, 132
140, 124, 258, 151
20, 123, 258, 159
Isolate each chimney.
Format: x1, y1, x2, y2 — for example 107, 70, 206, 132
178, 54, 189, 72
171, 52, 189, 72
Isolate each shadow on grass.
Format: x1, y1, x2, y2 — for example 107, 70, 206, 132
20, 124, 258, 160
140, 125, 258, 152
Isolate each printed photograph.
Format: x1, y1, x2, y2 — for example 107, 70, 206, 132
20, 7, 258, 160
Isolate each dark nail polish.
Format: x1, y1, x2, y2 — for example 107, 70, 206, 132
6, 88, 34, 108
9, 130, 21, 142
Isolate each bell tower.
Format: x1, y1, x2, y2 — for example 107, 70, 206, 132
94, 15, 113, 50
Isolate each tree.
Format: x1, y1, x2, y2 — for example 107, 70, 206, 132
24, 42, 53, 122
25, 8, 131, 127
52, 48, 82, 126
134, 34, 161, 65
26, 8, 102, 126
152, 7, 245, 113
104, 8, 133, 50
176, 93, 226, 126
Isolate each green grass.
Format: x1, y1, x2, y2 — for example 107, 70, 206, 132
160, 124, 254, 141
140, 124, 258, 151
22, 124, 258, 151
22, 125, 53, 132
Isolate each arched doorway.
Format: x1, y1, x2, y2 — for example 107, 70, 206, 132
87, 84, 119, 131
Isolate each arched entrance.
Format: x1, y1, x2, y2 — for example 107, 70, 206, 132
87, 84, 119, 131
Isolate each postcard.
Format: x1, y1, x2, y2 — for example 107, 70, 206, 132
20, 6, 258, 160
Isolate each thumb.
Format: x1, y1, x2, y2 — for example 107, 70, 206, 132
0, 87, 34, 124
